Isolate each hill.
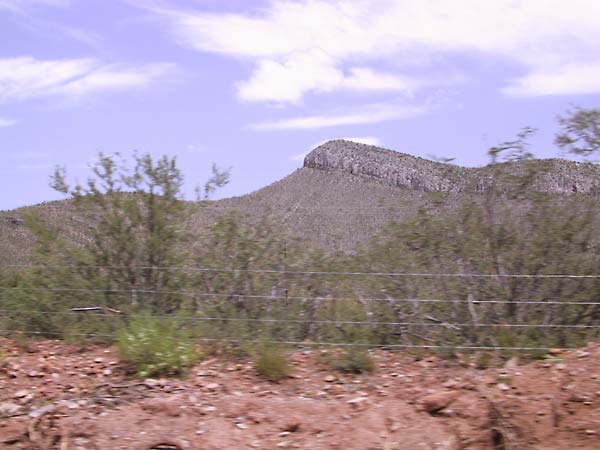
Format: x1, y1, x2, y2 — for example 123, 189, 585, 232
2, 139, 600, 263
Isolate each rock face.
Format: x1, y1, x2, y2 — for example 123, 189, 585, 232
304, 140, 465, 193
304, 139, 600, 195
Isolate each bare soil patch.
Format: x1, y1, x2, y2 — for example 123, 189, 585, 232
1, 339, 599, 449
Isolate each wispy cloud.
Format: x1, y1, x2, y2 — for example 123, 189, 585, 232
342, 137, 382, 146
0, 0, 68, 13
186, 144, 207, 154
8, 151, 48, 160
0, 117, 16, 127
289, 151, 309, 162
137, 0, 600, 101
290, 136, 382, 161
250, 102, 428, 131
15, 163, 54, 172
503, 62, 600, 97
6, 150, 52, 171
1, 0, 108, 53
0, 57, 175, 105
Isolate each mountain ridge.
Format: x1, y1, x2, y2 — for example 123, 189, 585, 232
303, 139, 600, 195
2, 140, 600, 263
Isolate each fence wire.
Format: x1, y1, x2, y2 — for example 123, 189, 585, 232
0, 329, 576, 351
1, 287, 599, 306
0, 308, 599, 329
4, 264, 600, 278
2, 264, 598, 352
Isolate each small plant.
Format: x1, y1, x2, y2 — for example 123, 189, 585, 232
14, 333, 35, 353
435, 347, 457, 361
330, 348, 376, 374
117, 313, 197, 378
497, 372, 512, 385
475, 352, 492, 370
0, 350, 6, 369
542, 354, 563, 363
253, 343, 290, 382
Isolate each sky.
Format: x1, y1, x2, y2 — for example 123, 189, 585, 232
2, 0, 600, 210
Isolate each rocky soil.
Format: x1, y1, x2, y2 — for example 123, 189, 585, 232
1, 339, 600, 450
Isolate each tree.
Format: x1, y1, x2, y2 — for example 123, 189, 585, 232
48, 152, 189, 312
190, 212, 337, 342
199, 163, 231, 200
488, 127, 537, 163
361, 195, 600, 349
555, 106, 600, 159
427, 154, 456, 164
44, 152, 229, 313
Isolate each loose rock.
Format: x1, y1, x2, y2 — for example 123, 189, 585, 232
419, 391, 459, 413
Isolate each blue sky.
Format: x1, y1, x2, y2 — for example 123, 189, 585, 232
2, 0, 600, 210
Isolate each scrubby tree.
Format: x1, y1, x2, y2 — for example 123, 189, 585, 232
47, 152, 189, 312
488, 127, 537, 163
555, 106, 600, 159
189, 212, 345, 343
199, 163, 231, 200
427, 154, 456, 164
17, 152, 229, 320
360, 191, 600, 349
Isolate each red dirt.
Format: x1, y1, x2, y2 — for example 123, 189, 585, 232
1, 338, 599, 449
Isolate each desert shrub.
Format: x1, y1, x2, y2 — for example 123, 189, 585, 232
198, 341, 253, 360
253, 343, 290, 382
0, 349, 6, 369
117, 313, 197, 377
329, 348, 375, 374
475, 352, 492, 370
11, 332, 37, 353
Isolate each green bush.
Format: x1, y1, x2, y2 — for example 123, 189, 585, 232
254, 343, 290, 382
117, 314, 197, 378
330, 348, 376, 374
475, 352, 492, 370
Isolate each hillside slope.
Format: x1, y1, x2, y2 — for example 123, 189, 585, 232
2, 139, 600, 263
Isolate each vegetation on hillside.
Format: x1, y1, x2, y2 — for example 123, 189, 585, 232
1, 106, 600, 354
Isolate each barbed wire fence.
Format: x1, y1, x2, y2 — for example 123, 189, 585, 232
1, 263, 599, 351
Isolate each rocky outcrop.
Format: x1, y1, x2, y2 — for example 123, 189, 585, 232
304, 140, 465, 192
304, 140, 600, 195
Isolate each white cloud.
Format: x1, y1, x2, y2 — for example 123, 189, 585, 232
0, 117, 16, 127
290, 136, 381, 161
343, 137, 381, 146
342, 68, 415, 94
237, 50, 344, 103
142, 0, 600, 100
237, 50, 417, 103
290, 151, 310, 162
251, 102, 428, 131
503, 62, 600, 97
0, 57, 174, 104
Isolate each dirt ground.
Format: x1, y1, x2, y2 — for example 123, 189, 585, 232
1, 338, 599, 450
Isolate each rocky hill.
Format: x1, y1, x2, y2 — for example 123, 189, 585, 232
2, 139, 600, 263
305, 140, 600, 195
